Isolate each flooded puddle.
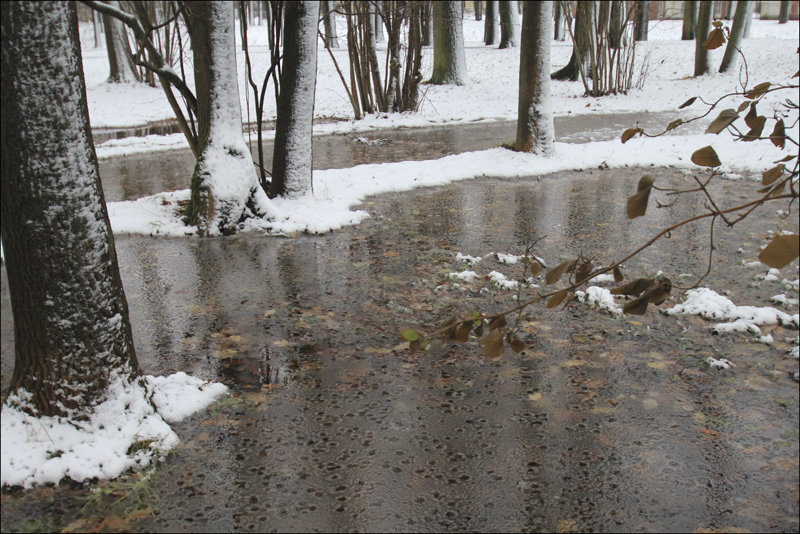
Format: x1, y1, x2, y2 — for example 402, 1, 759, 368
2, 162, 797, 532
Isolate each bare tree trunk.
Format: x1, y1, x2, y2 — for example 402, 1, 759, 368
682, 0, 698, 39
430, 1, 468, 84
516, 1, 554, 155
271, 1, 319, 198
634, 0, 649, 41
103, 0, 138, 82
553, 0, 565, 41
484, 0, 499, 44
475, 0, 483, 20
186, 1, 275, 234
609, 0, 625, 48
779, 0, 789, 23
321, 0, 339, 47
422, 1, 433, 45
499, 0, 519, 48
373, 0, 385, 42
1, 0, 142, 418
552, 0, 592, 81
719, 0, 752, 72
694, 0, 712, 76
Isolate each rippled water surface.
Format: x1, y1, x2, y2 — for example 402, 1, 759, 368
2, 123, 798, 532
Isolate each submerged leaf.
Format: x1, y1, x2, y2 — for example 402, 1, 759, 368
759, 234, 799, 269
705, 109, 739, 134
691, 146, 722, 167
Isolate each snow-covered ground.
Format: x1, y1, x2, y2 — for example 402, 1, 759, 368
2, 15, 797, 489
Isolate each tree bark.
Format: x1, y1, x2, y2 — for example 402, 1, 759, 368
634, 0, 649, 41
430, 1, 468, 84
553, 0, 565, 41
271, 1, 319, 197
499, 0, 519, 48
422, 1, 433, 46
186, 1, 275, 234
779, 0, 790, 23
475, 0, 483, 20
103, 0, 138, 82
1, 0, 142, 418
321, 0, 339, 48
484, 0, 499, 44
551, 0, 592, 81
719, 0, 752, 72
609, 0, 625, 49
694, 0, 712, 76
516, 1, 554, 155
682, 0, 698, 40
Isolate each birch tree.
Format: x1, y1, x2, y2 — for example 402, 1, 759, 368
719, 0, 753, 73
271, 1, 319, 198
184, 1, 277, 235
430, 1, 468, 85
1, 0, 142, 417
516, 1, 554, 155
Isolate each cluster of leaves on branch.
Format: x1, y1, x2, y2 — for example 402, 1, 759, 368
404, 29, 799, 360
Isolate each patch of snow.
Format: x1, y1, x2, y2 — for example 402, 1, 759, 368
455, 252, 483, 264
449, 271, 480, 283
706, 357, 735, 370
488, 271, 519, 290
576, 286, 623, 316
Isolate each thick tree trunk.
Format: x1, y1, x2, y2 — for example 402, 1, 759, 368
719, 0, 752, 72
634, 0, 649, 41
551, 0, 592, 81
321, 0, 339, 48
682, 0, 698, 40
1, 0, 142, 418
103, 0, 138, 82
475, 0, 483, 20
499, 0, 519, 48
694, 0, 712, 76
430, 1, 468, 84
484, 0, 499, 44
186, 1, 275, 234
609, 0, 625, 49
516, 1, 554, 155
271, 1, 319, 198
779, 0, 789, 23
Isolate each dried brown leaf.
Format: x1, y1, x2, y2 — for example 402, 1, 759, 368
489, 315, 507, 331
508, 334, 527, 353
737, 101, 751, 112
622, 294, 650, 315
613, 266, 624, 282
666, 119, 683, 131
621, 127, 643, 144
744, 81, 771, 99
545, 259, 577, 285
691, 146, 722, 167
762, 164, 785, 186
742, 115, 766, 142
705, 109, 739, 134
678, 96, 697, 109
770, 119, 786, 149
529, 260, 541, 276
480, 329, 505, 360
547, 288, 569, 309
455, 321, 472, 342
703, 27, 725, 50
744, 102, 759, 128
759, 234, 800, 269
575, 260, 594, 283
626, 188, 652, 219
611, 277, 655, 296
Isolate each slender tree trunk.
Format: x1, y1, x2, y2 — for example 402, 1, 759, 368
552, 0, 592, 81
516, 1, 554, 155
373, 0, 384, 42
422, 1, 433, 45
364, 0, 385, 111
93, 8, 102, 47
430, 1, 468, 84
1, 0, 142, 418
634, 0, 649, 41
719, 0, 752, 72
475, 0, 483, 20
553, 0, 565, 41
186, 1, 275, 234
682, 0, 698, 39
779, 0, 790, 23
499, 0, 519, 48
321, 0, 339, 47
694, 0, 712, 76
271, 1, 319, 198
609, 0, 625, 48
484, 0, 499, 44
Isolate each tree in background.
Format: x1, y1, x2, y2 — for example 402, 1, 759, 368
430, 1, 468, 84
484, 0, 499, 45
779, 0, 790, 23
474, 0, 483, 21
321, 0, 339, 48
103, 0, 139, 82
553, 0, 565, 41
719, 0, 753, 73
682, 0, 698, 40
634, 0, 649, 41
498, 0, 519, 48
551, 1, 591, 81
1, 0, 142, 417
515, 1, 554, 155
270, 1, 319, 198
694, 0, 713, 76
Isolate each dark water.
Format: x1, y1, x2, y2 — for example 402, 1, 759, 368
2, 129, 798, 532
99, 111, 699, 202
